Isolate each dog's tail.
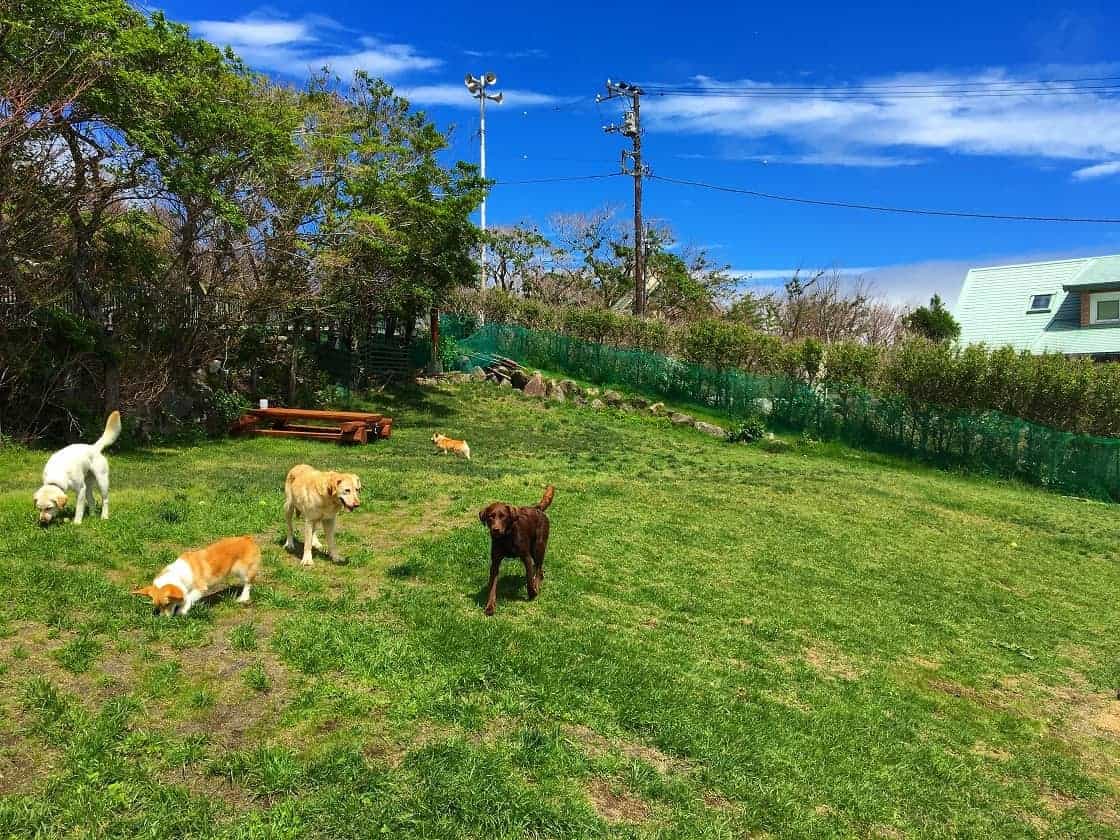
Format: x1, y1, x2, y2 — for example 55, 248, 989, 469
536, 485, 555, 511
92, 411, 122, 453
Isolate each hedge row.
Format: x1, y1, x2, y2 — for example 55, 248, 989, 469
447, 288, 1120, 437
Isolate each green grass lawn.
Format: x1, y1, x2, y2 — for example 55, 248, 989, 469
1, 382, 1119, 838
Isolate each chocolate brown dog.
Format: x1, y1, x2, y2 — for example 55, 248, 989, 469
478, 485, 554, 616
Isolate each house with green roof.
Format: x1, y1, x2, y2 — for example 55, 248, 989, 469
953, 254, 1120, 360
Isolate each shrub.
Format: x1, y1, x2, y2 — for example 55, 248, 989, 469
728, 416, 767, 443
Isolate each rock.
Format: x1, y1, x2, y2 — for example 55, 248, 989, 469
488, 371, 510, 385
493, 364, 511, 378
499, 378, 513, 389
584, 387, 600, 398
510, 369, 529, 389
694, 421, 727, 439
649, 402, 665, 415
470, 366, 486, 381
590, 398, 606, 410
574, 396, 588, 407
456, 355, 471, 370
560, 379, 579, 395
603, 389, 624, 406
670, 412, 694, 426
760, 433, 791, 453
523, 372, 546, 397
546, 380, 566, 402
627, 395, 649, 409
753, 397, 774, 416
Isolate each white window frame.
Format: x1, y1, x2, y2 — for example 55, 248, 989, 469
1090, 292, 1120, 325
1026, 293, 1054, 313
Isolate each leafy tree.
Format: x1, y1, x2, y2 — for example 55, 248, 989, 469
903, 294, 961, 343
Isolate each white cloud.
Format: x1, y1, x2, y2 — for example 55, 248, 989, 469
189, 13, 560, 106
730, 266, 877, 283
192, 18, 313, 47
1071, 161, 1120, 180
398, 84, 560, 108
190, 13, 440, 79
646, 69, 1120, 173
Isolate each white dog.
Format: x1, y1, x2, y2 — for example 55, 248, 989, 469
34, 411, 121, 526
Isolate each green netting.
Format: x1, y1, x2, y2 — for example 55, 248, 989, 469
458, 323, 1120, 501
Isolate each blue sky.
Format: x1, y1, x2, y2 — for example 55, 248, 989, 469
168, 0, 1120, 304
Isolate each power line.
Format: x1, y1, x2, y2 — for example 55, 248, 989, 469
639, 73, 1120, 90
648, 173, 1120, 224
643, 85, 1120, 100
639, 75, 1120, 100
491, 173, 623, 185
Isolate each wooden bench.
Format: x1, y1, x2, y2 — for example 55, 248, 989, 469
231, 408, 393, 445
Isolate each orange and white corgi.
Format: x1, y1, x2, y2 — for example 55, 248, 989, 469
132, 535, 261, 616
431, 433, 470, 460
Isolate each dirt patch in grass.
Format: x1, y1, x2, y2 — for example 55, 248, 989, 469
349, 495, 460, 556
154, 764, 258, 812
801, 642, 863, 682
564, 723, 683, 775
362, 722, 443, 770
0, 709, 60, 796
585, 777, 651, 824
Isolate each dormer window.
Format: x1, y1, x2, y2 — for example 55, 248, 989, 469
1027, 294, 1053, 313
1091, 292, 1120, 324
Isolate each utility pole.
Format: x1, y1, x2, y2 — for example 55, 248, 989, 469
599, 79, 648, 317
465, 72, 503, 287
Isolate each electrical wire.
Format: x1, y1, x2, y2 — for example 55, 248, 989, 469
639, 75, 1120, 100
491, 173, 623, 185
648, 173, 1120, 224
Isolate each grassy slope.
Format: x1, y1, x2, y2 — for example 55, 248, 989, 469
0, 382, 1118, 839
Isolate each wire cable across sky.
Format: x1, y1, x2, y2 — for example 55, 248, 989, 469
648, 173, 1120, 224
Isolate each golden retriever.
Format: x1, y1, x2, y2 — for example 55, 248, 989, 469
283, 464, 362, 567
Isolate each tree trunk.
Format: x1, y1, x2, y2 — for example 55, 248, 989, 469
429, 307, 442, 374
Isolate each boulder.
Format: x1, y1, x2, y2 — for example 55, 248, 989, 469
574, 396, 588, 407
694, 421, 727, 439
510, 369, 529, 389
584, 387, 600, 398
560, 379, 579, 395
649, 402, 665, 415
470, 366, 487, 381
760, 433, 791, 453
603, 389, 624, 406
753, 397, 774, 416
456, 355, 471, 370
546, 380, 566, 402
499, 378, 513, 389
590, 398, 606, 410
670, 412, 694, 426
627, 395, 649, 409
523, 372, 546, 397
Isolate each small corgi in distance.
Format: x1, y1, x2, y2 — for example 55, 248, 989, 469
133, 535, 260, 616
431, 433, 470, 460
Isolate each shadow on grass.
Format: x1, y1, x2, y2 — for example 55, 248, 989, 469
473, 572, 536, 611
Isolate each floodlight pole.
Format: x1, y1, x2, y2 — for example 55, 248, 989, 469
465, 73, 503, 288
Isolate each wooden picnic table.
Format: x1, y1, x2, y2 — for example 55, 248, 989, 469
231, 407, 392, 445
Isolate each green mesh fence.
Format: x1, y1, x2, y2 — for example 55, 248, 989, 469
458, 323, 1120, 501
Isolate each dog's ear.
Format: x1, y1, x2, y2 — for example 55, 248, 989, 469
327, 473, 339, 496
56, 492, 68, 509
131, 585, 156, 602
479, 506, 490, 524
160, 584, 184, 603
